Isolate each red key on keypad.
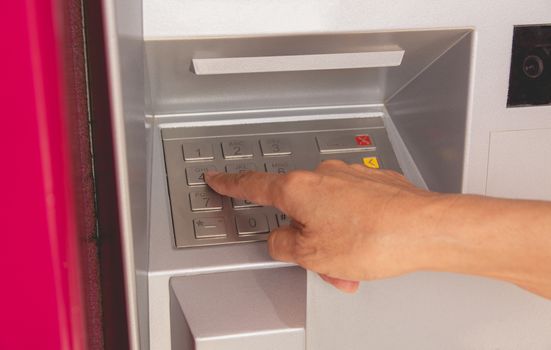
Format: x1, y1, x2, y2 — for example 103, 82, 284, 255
355, 135, 372, 146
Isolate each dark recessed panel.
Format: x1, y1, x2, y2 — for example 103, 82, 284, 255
507, 25, 551, 107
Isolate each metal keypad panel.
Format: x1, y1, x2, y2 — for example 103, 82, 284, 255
162, 117, 402, 248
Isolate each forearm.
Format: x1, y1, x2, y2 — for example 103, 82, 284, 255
423, 194, 551, 298
206, 164, 551, 296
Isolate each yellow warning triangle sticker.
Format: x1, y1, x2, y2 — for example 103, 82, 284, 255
362, 157, 380, 169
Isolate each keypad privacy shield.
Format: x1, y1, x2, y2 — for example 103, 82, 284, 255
162, 117, 401, 248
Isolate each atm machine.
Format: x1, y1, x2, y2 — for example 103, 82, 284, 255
95, 0, 551, 349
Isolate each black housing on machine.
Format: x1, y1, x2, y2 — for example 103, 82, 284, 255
507, 25, 551, 107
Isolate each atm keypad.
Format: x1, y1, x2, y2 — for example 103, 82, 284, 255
163, 118, 401, 248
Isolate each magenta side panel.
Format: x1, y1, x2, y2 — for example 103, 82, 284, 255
0, 1, 87, 349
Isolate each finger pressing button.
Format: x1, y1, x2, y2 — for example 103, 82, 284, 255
186, 165, 217, 185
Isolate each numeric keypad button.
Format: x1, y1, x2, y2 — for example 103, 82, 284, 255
222, 140, 254, 159
235, 213, 270, 235
193, 217, 226, 239
186, 165, 217, 186
225, 162, 258, 174
265, 160, 294, 174
260, 137, 292, 156
182, 142, 214, 161
189, 189, 223, 212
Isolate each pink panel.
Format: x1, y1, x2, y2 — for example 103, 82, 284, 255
0, 1, 87, 349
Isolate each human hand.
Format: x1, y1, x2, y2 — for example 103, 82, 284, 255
205, 160, 450, 293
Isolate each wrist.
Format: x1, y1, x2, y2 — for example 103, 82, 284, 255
414, 194, 526, 280
374, 189, 458, 275
402, 192, 465, 273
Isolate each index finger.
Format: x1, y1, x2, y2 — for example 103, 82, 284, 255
205, 171, 286, 209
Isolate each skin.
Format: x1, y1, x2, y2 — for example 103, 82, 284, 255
205, 160, 551, 299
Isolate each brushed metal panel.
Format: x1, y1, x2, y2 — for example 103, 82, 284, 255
386, 33, 472, 193
307, 271, 551, 350
170, 267, 306, 350
145, 30, 467, 114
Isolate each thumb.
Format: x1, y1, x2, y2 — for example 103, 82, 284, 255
268, 225, 299, 263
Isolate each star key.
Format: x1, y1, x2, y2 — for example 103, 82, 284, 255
193, 217, 226, 239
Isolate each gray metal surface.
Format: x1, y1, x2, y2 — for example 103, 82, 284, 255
386, 33, 472, 193
170, 267, 306, 350
162, 117, 401, 248
145, 30, 468, 115
307, 271, 551, 350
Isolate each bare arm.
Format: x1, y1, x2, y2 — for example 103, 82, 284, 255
205, 160, 551, 298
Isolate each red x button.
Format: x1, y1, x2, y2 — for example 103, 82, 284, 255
355, 135, 372, 146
